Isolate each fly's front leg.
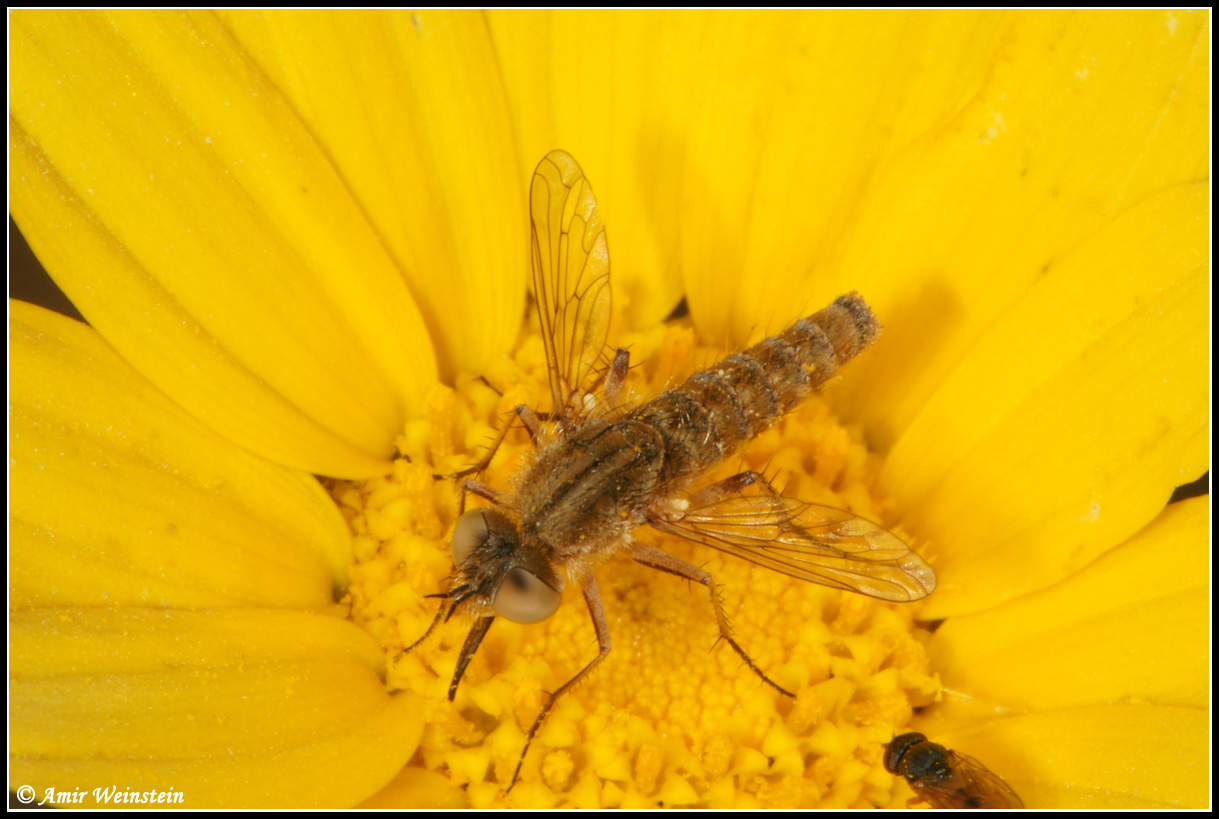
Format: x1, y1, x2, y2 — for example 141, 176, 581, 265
506, 573, 612, 794
437, 404, 546, 483
456, 479, 503, 517
449, 616, 496, 701
513, 404, 544, 441
393, 601, 447, 665
630, 543, 795, 699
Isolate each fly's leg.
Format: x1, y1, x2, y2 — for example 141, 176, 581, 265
674, 470, 804, 539
682, 469, 773, 507
506, 574, 612, 794
514, 404, 544, 441
646, 469, 802, 697
448, 616, 496, 701
462, 480, 503, 503
630, 542, 795, 699
393, 601, 447, 665
454, 479, 503, 517
585, 348, 631, 408
606, 349, 631, 398
435, 408, 515, 480
438, 403, 546, 483
451, 403, 545, 516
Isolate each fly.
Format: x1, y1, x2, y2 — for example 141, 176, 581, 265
885, 732, 1025, 809
405, 150, 937, 792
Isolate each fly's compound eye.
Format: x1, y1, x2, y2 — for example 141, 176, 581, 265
451, 510, 491, 566
493, 567, 562, 624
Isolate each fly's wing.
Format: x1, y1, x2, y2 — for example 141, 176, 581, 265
650, 495, 936, 602
530, 150, 612, 422
912, 750, 1025, 809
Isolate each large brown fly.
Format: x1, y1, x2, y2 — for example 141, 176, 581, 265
404, 150, 936, 792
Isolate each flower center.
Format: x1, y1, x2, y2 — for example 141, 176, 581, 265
330, 320, 939, 807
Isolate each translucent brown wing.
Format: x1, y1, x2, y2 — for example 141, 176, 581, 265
907, 748, 1025, 809
649, 494, 935, 602
530, 150, 612, 421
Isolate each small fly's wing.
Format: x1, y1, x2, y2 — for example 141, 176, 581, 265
650, 494, 935, 602
910, 749, 1025, 809
530, 150, 612, 422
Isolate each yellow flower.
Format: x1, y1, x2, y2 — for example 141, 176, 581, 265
10, 9, 1208, 809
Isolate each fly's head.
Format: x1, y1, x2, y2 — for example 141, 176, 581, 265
447, 507, 565, 625
884, 732, 929, 777
433, 508, 567, 703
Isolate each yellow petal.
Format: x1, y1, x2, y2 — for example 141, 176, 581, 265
10, 300, 351, 607
833, 10, 1208, 441
359, 767, 468, 809
222, 10, 526, 379
10, 9, 437, 478
888, 184, 1208, 615
927, 497, 1208, 710
10, 608, 423, 808
679, 11, 1012, 346
915, 704, 1208, 808
489, 10, 698, 328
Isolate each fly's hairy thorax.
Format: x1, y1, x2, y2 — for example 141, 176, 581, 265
511, 417, 666, 559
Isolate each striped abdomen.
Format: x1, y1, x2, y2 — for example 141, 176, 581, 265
629, 292, 881, 485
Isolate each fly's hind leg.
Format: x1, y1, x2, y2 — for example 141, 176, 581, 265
643, 469, 804, 697
630, 543, 795, 699
506, 573, 612, 794
683, 469, 775, 507
677, 470, 806, 540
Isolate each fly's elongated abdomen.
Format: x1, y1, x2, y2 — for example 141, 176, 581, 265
630, 293, 881, 485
